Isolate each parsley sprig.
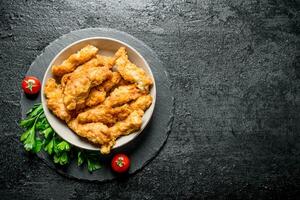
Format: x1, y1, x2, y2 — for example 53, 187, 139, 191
20, 103, 102, 172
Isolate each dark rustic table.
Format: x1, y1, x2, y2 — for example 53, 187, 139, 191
1, 0, 300, 199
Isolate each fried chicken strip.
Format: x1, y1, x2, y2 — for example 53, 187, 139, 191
60, 54, 116, 88
115, 47, 153, 91
44, 78, 71, 122
112, 95, 152, 121
130, 95, 153, 111
85, 72, 121, 107
103, 84, 143, 107
100, 110, 144, 154
68, 110, 143, 154
63, 67, 112, 111
77, 95, 152, 124
85, 88, 106, 107
52, 45, 99, 76
77, 104, 132, 125
77, 105, 116, 125
67, 118, 111, 145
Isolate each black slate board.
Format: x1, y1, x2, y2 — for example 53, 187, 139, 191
20, 28, 174, 181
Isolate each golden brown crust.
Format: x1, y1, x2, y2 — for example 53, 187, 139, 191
85, 88, 106, 107
78, 95, 152, 124
100, 110, 144, 154
44, 78, 72, 122
52, 45, 99, 76
103, 84, 143, 107
115, 47, 153, 91
77, 104, 132, 125
85, 72, 121, 107
63, 67, 112, 111
67, 118, 111, 145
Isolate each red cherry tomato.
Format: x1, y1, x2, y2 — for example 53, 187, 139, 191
111, 154, 130, 173
22, 76, 41, 95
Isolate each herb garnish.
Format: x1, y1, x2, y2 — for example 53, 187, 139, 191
20, 103, 102, 172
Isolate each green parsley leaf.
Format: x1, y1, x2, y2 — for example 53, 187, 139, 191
28, 104, 43, 118
23, 125, 36, 151
44, 138, 54, 155
26, 103, 40, 115
38, 112, 45, 119
41, 127, 53, 139
56, 141, 71, 152
33, 138, 42, 153
20, 117, 36, 128
20, 128, 32, 142
54, 152, 69, 165
36, 118, 50, 131
77, 151, 85, 166
87, 158, 101, 172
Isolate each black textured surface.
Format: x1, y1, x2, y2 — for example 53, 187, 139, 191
1, 0, 300, 199
20, 28, 174, 181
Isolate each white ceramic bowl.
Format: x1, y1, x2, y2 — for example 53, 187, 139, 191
41, 37, 156, 151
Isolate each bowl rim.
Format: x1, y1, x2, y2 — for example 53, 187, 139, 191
41, 36, 156, 151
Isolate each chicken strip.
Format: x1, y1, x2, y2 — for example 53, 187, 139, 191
68, 110, 143, 154
103, 84, 143, 107
44, 78, 71, 122
77, 104, 132, 125
85, 72, 121, 107
111, 104, 132, 121
110, 110, 144, 137
96, 54, 115, 68
85, 88, 106, 107
115, 47, 153, 91
130, 94, 153, 111
112, 95, 152, 121
60, 54, 116, 88
101, 71, 122, 92
77, 105, 115, 125
78, 95, 152, 124
100, 110, 144, 154
67, 118, 111, 145
52, 45, 99, 76
63, 67, 112, 111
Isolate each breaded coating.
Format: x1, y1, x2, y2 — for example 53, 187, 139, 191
60, 55, 115, 88
67, 118, 111, 145
68, 110, 143, 154
110, 110, 144, 137
115, 47, 153, 91
85, 72, 121, 107
100, 110, 144, 154
78, 95, 152, 124
101, 72, 122, 92
74, 54, 115, 72
77, 105, 116, 125
111, 104, 132, 121
130, 95, 153, 111
85, 88, 106, 107
103, 84, 143, 107
63, 67, 112, 111
44, 78, 71, 122
52, 45, 99, 76
77, 104, 132, 125
96, 54, 115, 68
118, 78, 131, 86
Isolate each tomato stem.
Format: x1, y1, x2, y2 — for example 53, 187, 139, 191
116, 157, 124, 167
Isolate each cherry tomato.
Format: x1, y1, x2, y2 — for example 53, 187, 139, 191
22, 76, 41, 95
111, 154, 130, 173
